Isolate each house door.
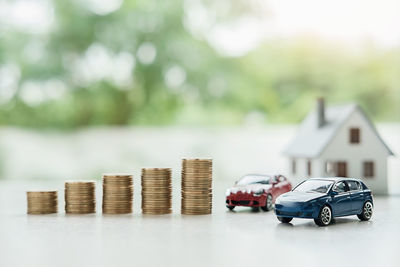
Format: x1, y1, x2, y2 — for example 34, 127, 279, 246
336, 162, 347, 177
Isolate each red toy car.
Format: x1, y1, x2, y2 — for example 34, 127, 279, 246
226, 174, 292, 211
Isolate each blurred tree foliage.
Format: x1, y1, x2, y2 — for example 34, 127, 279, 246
0, 0, 398, 129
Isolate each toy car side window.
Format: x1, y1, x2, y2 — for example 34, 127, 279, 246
333, 181, 347, 193
357, 182, 362, 190
348, 181, 361, 191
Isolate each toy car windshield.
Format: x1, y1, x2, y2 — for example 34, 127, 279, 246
236, 175, 271, 185
293, 179, 334, 193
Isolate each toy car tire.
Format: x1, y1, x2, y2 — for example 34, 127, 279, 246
357, 201, 373, 221
261, 194, 273, 211
314, 205, 332, 226
226, 205, 235, 211
277, 216, 292, 223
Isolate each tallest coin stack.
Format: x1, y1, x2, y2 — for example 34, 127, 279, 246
181, 159, 213, 215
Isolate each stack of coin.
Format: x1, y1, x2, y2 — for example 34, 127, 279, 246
141, 168, 172, 214
181, 159, 213, 215
102, 173, 133, 214
65, 181, 96, 214
27, 191, 58, 214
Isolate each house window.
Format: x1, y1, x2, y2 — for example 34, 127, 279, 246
292, 159, 296, 174
307, 160, 312, 176
350, 128, 360, 144
325, 161, 335, 174
363, 161, 374, 177
337, 162, 348, 177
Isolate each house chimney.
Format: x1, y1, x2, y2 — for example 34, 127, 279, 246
317, 98, 325, 128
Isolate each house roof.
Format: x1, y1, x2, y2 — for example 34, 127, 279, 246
283, 103, 394, 158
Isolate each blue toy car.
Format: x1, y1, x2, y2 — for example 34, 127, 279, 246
275, 177, 373, 226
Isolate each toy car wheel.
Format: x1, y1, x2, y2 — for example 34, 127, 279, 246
261, 194, 273, 211
277, 216, 292, 223
226, 205, 235, 211
357, 201, 373, 221
314, 205, 332, 226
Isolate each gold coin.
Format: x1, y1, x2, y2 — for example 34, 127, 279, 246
28, 211, 57, 215
142, 211, 172, 215
142, 169, 171, 174
142, 194, 171, 197
103, 173, 133, 177
182, 200, 212, 205
182, 186, 212, 191
66, 211, 95, 214
141, 189, 172, 193
141, 180, 171, 184
181, 208, 212, 212
65, 195, 95, 200
103, 178, 132, 183
27, 202, 57, 206
103, 184, 133, 188
182, 158, 212, 163
142, 199, 171, 203
182, 190, 212, 194
102, 202, 132, 207
27, 191, 57, 194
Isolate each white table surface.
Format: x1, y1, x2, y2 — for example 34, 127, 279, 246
0, 180, 399, 267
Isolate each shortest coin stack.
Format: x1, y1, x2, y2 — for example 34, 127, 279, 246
141, 168, 172, 215
102, 173, 133, 214
65, 181, 96, 214
27, 191, 58, 214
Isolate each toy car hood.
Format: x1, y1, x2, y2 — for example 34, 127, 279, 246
278, 191, 326, 202
228, 183, 272, 194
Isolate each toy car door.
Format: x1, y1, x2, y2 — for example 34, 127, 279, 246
348, 180, 364, 213
331, 181, 352, 216
270, 176, 280, 195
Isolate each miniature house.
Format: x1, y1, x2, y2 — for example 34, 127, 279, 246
284, 98, 393, 195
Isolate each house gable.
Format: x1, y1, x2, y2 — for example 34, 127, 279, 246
321, 106, 393, 159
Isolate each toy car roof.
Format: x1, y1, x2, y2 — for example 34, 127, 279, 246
308, 177, 363, 182
242, 174, 284, 178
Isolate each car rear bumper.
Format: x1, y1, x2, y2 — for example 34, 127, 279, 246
226, 193, 266, 207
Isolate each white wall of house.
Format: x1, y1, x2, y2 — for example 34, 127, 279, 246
321, 109, 389, 195
289, 157, 320, 186
289, 109, 389, 194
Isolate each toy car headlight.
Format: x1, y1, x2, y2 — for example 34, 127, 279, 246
275, 197, 281, 205
252, 189, 264, 196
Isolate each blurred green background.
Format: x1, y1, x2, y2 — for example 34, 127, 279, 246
0, 0, 399, 129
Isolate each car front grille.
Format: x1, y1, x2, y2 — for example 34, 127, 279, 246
276, 211, 313, 217
231, 200, 250, 205
276, 211, 300, 216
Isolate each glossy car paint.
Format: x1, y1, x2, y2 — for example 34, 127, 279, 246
275, 177, 373, 220
226, 175, 292, 208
